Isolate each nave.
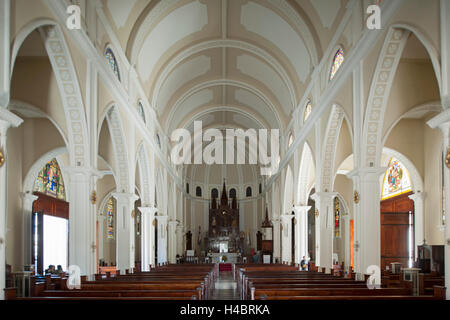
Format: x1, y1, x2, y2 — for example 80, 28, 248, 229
0, 0, 450, 302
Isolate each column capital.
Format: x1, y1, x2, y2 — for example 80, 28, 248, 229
97, 214, 106, 221
427, 108, 450, 130
138, 206, 158, 216
310, 192, 337, 202
21, 192, 38, 203
408, 191, 426, 202
346, 167, 387, 181
0, 108, 23, 130
169, 220, 179, 227
112, 192, 139, 203
280, 214, 293, 223
293, 205, 311, 214
156, 215, 168, 223
63, 166, 96, 181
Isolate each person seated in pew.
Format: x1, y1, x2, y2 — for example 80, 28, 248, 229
45, 265, 56, 275
300, 256, 308, 271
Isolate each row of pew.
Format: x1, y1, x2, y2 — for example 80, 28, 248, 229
4, 264, 218, 300
234, 264, 446, 300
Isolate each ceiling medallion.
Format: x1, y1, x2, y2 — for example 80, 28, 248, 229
446, 148, 450, 168
0, 149, 5, 168
354, 190, 360, 204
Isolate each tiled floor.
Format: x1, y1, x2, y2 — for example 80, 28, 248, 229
211, 271, 239, 300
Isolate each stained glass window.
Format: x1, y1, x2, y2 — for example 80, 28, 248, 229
104, 47, 120, 81
34, 158, 66, 200
196, 186, 202, 197
229, 188, 236, 199
381, 157, 412, 200
107, 197, 115, 240
334, 197, 341, 238
246, 186, 252, 197
330, 48, 344, 80
138, 101, 146, 123
303, 101, 312, 122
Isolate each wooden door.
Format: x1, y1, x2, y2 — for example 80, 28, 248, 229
380, 193, 414, 270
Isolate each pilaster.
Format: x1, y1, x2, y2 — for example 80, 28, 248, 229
21, 193, 38, 266
347, 167, 386, 279
156, 215, 168, 265
408, 191, 425, 257
112, 192, 138, 274
168, 220, 178, 263
280, 214, 293, 264
293, 205, 310, 265
310, 192, 336, 271
139, 206, 157, 270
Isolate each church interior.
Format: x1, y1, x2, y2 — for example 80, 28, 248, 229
0, 0, 450, 302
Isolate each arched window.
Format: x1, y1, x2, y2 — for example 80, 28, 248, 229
330, 48, 344, 80
137, 101, 146, 124
381, 157, 412, 200
229, 188, 236, 199
334, 197, 341, 238
34, 158, 66, 200
196, 186, 202, 197
211, 188, 218, 199
259, 183, 262, 194
186, 183, 189, 194
246, 186, 252, 197
303, 100, 312, 122
107, 197, 115, 240
104, 47, 120, 81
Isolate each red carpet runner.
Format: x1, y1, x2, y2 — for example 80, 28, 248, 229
219, 263, 232, 272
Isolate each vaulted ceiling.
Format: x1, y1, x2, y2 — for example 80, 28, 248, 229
103, 0, 348, 135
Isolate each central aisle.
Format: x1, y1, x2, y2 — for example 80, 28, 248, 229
211, 271, 239, 300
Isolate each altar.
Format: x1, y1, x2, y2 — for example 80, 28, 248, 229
207, 252, 240, 263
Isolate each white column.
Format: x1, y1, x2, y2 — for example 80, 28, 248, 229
112, 192, 138, 274
21, 193, 38, 266
66, 167, 95, 277
342, 215, 351, 270
139, 206, 156, 271
97, 214, 106, 262
0, 110, 22, 300
293, 205, 310, 265
271, 218, 280, 263
0, 0, 10, 108
156, 215, 168, 265
441, 0, 450, 102
409, 191, 425, 258
280, 214, 293, 264
168, 220, 178, 264
427, 112, 450, 299
347, 167, 385, 279
176, 225, 184, 257
311, 192, 336, 272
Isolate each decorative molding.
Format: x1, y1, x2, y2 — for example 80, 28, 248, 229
39, 25, 89, 167
321, 105, 344, 191
362, 28, 410, 167
106, 106, 130, 193
152, 39, 297, 113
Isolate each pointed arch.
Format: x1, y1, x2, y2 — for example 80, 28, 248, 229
321, 104, 345, 192
136, 142, 151, 206
283, 165, 294, 214
10, 21, 90, 167
105, 104, 131, 193
297, 142, 315, 205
